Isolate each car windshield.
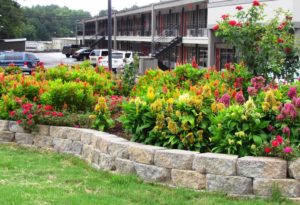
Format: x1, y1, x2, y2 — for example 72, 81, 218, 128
112, 53, 124, 59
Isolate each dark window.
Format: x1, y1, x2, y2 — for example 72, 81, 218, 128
101, 51, 108, 56
4, 53, 23, 60
220, 48, 234, 69
125, 53, 131, 58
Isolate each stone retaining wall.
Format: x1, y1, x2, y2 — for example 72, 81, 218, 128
1, 120, 300, 198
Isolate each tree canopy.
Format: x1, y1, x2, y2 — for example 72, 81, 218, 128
0, 0, 91, 40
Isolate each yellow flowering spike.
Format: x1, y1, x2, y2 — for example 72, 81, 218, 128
147, 87, 155, 102
150, 99, 163, 112
167, 117, 179, 134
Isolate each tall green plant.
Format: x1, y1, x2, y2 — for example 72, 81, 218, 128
213, 1, 298, 81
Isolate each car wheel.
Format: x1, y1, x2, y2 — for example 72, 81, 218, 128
66, 54, 70, 58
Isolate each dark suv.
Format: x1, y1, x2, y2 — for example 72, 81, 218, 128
72, 48, 92, 61
62, 44, 80, 58
0, 51, 40, 74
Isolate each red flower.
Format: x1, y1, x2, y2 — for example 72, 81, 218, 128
27, 120, 33, 125
9, 111, 16, 117
44, 105, 54, 111
236, 6, 243, 10
57, 112, 64, 117
17, 120, 22, 125
212, 24, 219, 31
52, 112, 57, 117
22, 109, 29, 115
221, 14, 229, 20
277, 38, 284, 43
276, 135, 283, 144
229, 20, 237, 26
285, 47, 292, 53
37, 105, 43, 109
45, 111, 51, 115
278, 22, 286, 30
236, 22, 243, 27
264, 147, 271, 154
271, 140, 280, 147
253, 0, 260, 6
27, 114, 33, 119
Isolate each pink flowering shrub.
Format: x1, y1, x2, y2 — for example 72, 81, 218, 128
262, 135, 297, 159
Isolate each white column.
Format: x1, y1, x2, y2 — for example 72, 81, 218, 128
114, 13, 117, 50
151, 4, 156, 54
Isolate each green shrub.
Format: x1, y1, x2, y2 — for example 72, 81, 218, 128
40, 79, 96, 112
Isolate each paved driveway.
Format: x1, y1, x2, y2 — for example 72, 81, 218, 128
34, 52, 82, 68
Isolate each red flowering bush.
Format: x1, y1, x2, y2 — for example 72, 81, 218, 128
10, 103, 64, 132
262, 135, 297, 159
213, 0, 298, 81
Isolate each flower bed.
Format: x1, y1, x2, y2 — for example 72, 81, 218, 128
0, 62, 299, 159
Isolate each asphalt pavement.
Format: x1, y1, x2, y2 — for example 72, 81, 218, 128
34, 52, 82, 68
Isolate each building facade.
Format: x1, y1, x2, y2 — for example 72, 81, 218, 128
76, 0, 300, 70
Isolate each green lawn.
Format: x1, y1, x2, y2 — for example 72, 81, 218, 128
0, 144, 295, 205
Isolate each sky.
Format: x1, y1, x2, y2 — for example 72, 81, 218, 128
16, 0, 161, 16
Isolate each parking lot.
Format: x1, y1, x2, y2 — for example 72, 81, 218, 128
34, 52, 82, 68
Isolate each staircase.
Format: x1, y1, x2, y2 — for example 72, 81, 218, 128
151, 25, 182, 70
151, 36, 182, 58
89, 36, 105, 49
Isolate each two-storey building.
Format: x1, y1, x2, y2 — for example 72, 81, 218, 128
76, 0, 300, 70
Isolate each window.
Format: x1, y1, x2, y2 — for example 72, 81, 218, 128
0, 53, 5, 60
198, 47, 207, 67
125, 53, 132, 58
112, 53, 123, 59
101, 51, 108, 56
4, 53, 23, 60
220, 48, 234, 69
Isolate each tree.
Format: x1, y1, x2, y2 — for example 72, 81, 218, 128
0, 0, 23, 38
213, 1, 299, 81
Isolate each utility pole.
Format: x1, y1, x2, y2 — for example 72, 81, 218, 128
108, 0, 112, 71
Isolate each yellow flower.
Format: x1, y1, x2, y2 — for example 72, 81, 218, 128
228, 139, 235, 145
202, 85, 212, 98
147, 87, 155, 101
181, 121, 190, 131
95, 96, 108, 112
154, 113, 165, 130
235, 131, 246, 138
244, 97, 256, 116
167, 98, 175, 104
167, 117, 179, 134
150, 99, 163, 112
251, 144, 256, 150
197, 130, 204, 141
186, 132, 195, 144
211, 102, 225, 113
175, 110, 181, 117
89, 115, 97, 120
237, 140, 242, 145
197, 113, 203, 123
190, 96, 203, 110
178, 93, 190, 103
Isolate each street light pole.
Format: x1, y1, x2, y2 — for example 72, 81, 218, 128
108, 0, 112, 71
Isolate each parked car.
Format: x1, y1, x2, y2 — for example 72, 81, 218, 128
0, 51, 40, 74
89, 49, 109, 66
72, 48, 92, 61
62, 44, 80, 58
98, 51, 144, 72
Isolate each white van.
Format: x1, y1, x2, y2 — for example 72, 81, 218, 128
89, 49, 109, 66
